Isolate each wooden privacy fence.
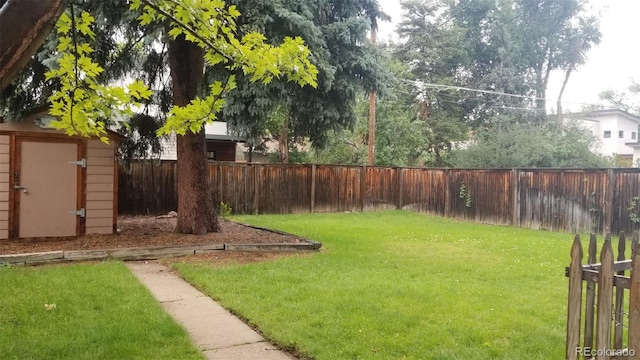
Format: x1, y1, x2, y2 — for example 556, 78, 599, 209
566, 233, 640, 360
118, 161, 640, 234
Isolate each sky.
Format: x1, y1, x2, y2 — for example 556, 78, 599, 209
376, 0, 640, 112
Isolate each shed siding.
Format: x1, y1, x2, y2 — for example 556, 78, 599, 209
85, 140, 114, 234
0, 135, 9, 239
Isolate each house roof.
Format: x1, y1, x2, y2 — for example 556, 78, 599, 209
202, 122, 246, 142
205, 133, 246, 142
563, 108, 640, 124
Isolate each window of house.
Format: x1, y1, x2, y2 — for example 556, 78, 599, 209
604, 131, 611, 138
619, 130, 624, 138
633, 132, 637, 140
207, 151, 216, 161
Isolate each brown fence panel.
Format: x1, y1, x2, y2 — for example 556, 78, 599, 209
118, 161, 177, 215
364, 167, 398, 211
314, 165, 362, 213
612, 169, 640, 235
446, 169, 512, 225
399, 168, 446, 215
209, 163, 253, 214
254, 164, 312, 214
518, 170, 608, 233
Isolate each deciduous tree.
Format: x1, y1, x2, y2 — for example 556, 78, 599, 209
0, 0, 317, 234
396, 0, 600, 123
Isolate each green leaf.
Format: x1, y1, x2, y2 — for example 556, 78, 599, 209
56, 13, 71, 34
128, 80, 153, 100
168, 27, 183, 39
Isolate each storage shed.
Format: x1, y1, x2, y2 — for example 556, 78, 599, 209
0, 107, 120, 239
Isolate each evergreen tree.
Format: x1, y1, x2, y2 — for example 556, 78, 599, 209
219, 0, 389, 162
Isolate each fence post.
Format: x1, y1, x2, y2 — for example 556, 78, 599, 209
584, 234, 598, 352
217, 163, 223, 205
595, 235, 614, 360
310, 164, 316, 213
511, 168, 520, 227
604, 169, 615, 235
361, 165, 367, 212
629, 239, 640, 359
253, 164, 259, 214
397, 168, 403, 210
444, 169, 450, 218
614, 232, 627, 349
566, 235, 584, 360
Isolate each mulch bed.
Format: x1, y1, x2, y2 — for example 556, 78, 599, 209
0, 216, 305, 255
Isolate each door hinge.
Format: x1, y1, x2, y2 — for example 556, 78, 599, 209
69, 208, 86, 217
69, 158, 87, 168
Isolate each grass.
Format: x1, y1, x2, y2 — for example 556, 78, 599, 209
0, 261, 202, 360
173, 210, 578, 360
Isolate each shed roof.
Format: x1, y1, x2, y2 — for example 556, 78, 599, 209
0, 106, 125, 141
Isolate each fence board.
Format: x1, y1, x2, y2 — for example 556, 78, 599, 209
629, 241, 640, 358
595, 236, 614, 360
584, 234, 598, 353
566, 235, 583, 360
615, 233, 627, 349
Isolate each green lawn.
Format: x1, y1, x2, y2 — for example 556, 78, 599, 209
173, 210, 577, 360
0, 261, 202, 360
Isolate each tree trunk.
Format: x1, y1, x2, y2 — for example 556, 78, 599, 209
168, 35, 221, 234
434, 146, 442, 167
556, 66, 573, 127
0, 0, 66, 91
534, 66, 545, 122
278, 120, 289, 163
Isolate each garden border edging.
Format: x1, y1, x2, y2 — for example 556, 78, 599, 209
0, 222, 321, 266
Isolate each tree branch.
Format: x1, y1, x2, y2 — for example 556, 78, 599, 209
69, 3, 78, 132
139, 0, 240, 65
0, 0, 67, 91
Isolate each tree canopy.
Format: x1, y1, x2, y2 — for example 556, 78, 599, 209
219, 0, 388, 158
396, 0, 600, 121
450, 121, 610, 168
1, 0, 611, 180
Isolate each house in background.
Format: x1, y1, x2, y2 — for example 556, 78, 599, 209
159, 122, 247, 162
564, 109, 640, 165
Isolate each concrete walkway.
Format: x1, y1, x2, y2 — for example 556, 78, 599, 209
127, 261, 295, 360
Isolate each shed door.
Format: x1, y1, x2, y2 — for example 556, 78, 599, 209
17, 141, 79, 238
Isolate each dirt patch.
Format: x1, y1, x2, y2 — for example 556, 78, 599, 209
0, 216, 306, 255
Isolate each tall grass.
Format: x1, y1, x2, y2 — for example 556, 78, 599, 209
174, 210, 574, 359
0, 261, 202, 359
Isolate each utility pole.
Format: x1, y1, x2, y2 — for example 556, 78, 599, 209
367, 28, 377, 166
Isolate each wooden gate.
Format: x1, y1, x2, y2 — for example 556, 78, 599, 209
566, 233, 640, 360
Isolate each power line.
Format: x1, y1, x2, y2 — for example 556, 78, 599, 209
404, 80, 610, 109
